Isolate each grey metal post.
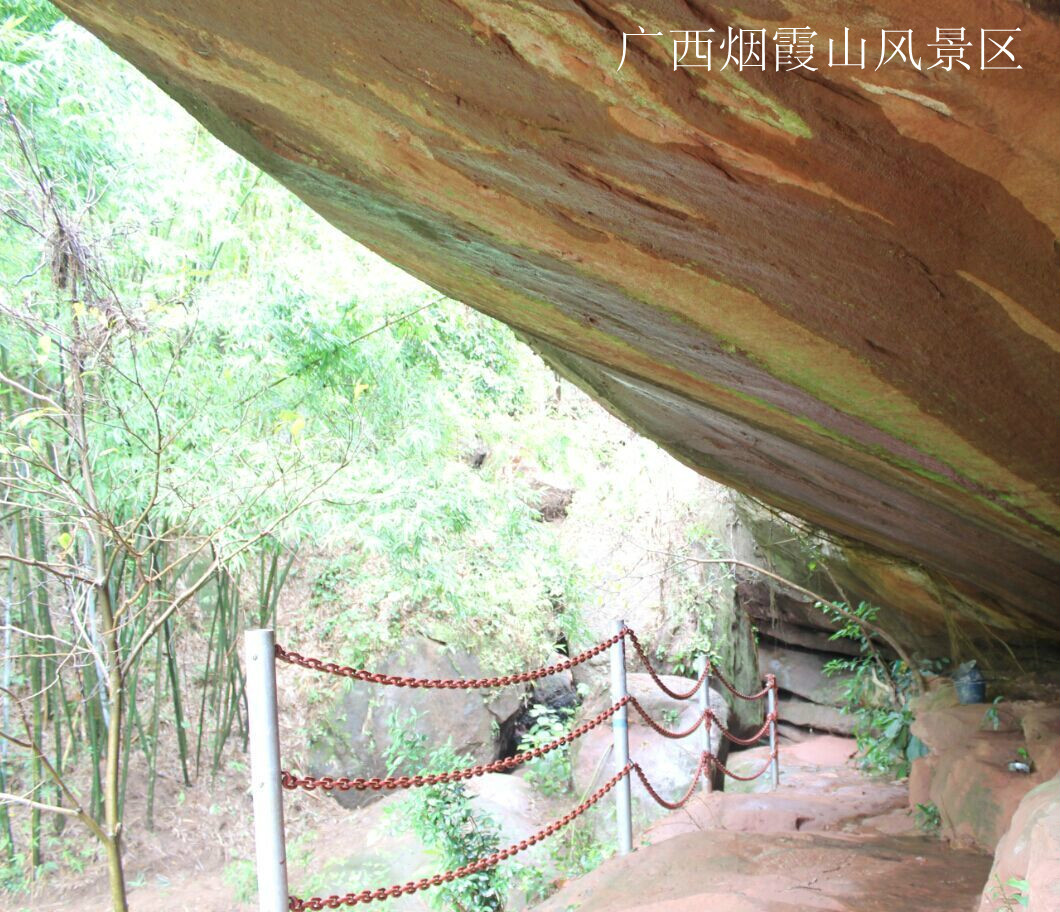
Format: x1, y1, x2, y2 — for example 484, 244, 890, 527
767, 678, 779, 790
696, 655, 711, 792
610, 619, 633, 855
246, 629, 289, 912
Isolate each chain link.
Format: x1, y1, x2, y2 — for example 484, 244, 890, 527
632, 754, 709, 810
275, 631, 625, 689
281, 698, 630, 792
708, 749, 778, 782
625, 628, 773, 702
287, 763, 634, 911
713, 711, 777, 747
623, 629, 708, 700
277, 624, 781, 912
712, 670, 773, 702
627, 697, 708, 740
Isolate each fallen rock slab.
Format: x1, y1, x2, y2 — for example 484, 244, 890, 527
778, 694, 854, 735
758, 643, 848, 707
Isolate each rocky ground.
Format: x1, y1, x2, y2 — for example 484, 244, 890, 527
540, 735, 994, 912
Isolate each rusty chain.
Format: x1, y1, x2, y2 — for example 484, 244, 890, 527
632, 753, 710, 810
281, 697, 630, 792
275, 630, 625, 689
277, 623, 781, 912
708, 749, 778, 782
623, 629, 709, 699
625, 628, 774, 702
628, 696, 708, 740
713, 670, 774, 702
712, 711, 777, 747
626, 697, 777, 748
287, 763, 634, 911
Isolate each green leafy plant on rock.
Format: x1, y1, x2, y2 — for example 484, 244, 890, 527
821, 600, 917, 777
519, 705, 575, 797
914, 802, 941, 833
984, 696, 1005, 732
991, 874, 1030, 910
385, 711, 508, 912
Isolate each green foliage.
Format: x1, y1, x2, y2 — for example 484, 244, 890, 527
991, 874, 1030, 910
819, 600, 916, 778
984, 696, 1005, 732
385, 711, 508, 912
222, 858, 258, 903
0, 6, 601, 902
548, 809, 612, 881
518, 705, 575, 797
914, 802, 941, 832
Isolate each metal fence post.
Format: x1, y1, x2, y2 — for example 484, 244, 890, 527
610, 619, 633, 855
767, 676, 779, 790
246, 628, 289, 912
696, 655, 711, 792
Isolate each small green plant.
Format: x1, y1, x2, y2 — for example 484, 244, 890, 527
661, 708, 681, 728
223, 858, 258, 903
519, 704, 574, 797
984, 696, 1005, 731
914, 802, 941, 832
550, 810, 611, 878
991, 874, 1030, 910
386, 711, 509, 912
820, 599, 916, 777
1016, 747, 1030, 762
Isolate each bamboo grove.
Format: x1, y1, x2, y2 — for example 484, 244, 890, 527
0, 8, 591, 909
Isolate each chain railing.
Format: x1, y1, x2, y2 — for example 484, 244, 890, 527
245, 621, 780, 912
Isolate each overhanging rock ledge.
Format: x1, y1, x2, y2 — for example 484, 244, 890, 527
52, 0, 1060, 651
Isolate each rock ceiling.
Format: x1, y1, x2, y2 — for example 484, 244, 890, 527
53, 1, 1060, 646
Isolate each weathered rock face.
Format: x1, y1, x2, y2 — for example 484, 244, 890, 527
758, 643, 848, 707
908, 689, 1060, 853
307, 638, 523, 808
977, 775, 1060, 912
53, 2, 1060, 647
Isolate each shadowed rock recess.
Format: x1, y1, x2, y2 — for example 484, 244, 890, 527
54, 2, 1060, 649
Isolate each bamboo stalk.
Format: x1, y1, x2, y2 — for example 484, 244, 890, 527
162, 619, 190, 787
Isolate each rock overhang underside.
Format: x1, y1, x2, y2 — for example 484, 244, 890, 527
52, 0, 1060, 652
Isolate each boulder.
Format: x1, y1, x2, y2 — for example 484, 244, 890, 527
1021, 704, 1060, 778
287, 772, 561, 911
307, 638, 523, 808
977, 775, 1060, 912
571, 672, 729, 827
757, 644, 848, 707
777, 695, 854, 736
